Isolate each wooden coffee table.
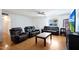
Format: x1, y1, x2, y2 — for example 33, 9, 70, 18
35, 32, 52, 47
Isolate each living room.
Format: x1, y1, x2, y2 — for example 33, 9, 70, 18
1, 9, 79, 50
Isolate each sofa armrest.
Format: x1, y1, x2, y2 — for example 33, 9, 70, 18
56, 29, 59, 32
35, 29, 39, 31
32, 29, 40, 32
19, 32, 26, 35
41, 29, 44, 32
21, 32, 26, 34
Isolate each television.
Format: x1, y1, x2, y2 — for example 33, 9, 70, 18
69, 9, 76, 32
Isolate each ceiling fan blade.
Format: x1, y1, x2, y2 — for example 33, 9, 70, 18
32, 9, 45, 15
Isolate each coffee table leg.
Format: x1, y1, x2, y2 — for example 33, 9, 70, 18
44, 39, 46, 47
36, 37, 37, 44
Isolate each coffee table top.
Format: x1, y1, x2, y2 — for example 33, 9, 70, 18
36, 32, 51, 38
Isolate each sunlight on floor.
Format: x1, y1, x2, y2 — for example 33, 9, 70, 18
47, 37, 51, 44
50, 39, 60, 49
3, 44, 9, 50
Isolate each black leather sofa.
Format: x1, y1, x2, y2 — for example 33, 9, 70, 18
66, 32, 79, 50
24, 26, 40, 37
41, 26, 59, 35
10, 27, 29, 44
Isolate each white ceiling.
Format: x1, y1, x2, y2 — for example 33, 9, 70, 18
2, 9, 73, 17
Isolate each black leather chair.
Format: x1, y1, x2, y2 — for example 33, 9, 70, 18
10, 27, 29, 44
41, 26, 59, 35
67, 32, 79, 50
60, 28, 66, 36
24, 26, 40, 37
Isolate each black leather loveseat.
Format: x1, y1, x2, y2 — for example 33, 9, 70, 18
24, 26, 40, 37
10, 27, 29, 44
41, 26, 59, 35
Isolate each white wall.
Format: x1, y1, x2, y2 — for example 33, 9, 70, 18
76, 9, 79, 32
57, 15, 69, 28
31, 14, 69, 30
31, 16, 49, 29
9, 14, 33, 32
0, 9, 2, 42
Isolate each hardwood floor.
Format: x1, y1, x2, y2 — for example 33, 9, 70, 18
2, 33, 66, 50
0, 42, 3, 50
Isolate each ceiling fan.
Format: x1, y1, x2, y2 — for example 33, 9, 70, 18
37, 11, 45, 15
32, 9, 46, 15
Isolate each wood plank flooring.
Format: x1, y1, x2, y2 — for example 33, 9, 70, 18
0, 42, 3, 50
2, 33, 66, 50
